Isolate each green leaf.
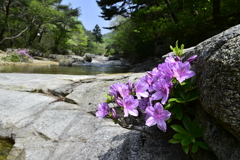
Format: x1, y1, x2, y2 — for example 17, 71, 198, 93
181, 44, 184, 50
196, 141, 210, 150
170, 125, 188, 134
169, 138, 182, 144
173, 133, 188, 139
176, 109, 183, 120
164, 101, 175, 110
167, 117, 173, 123
170, 106, 178, 115
192, 127, 205, 137
185, 94, 191, 100
168, 98, 186, 103
183, 116, 191, 133
168, 98, 179, 103
179, 91, 187, 100
180, 81, 187, 85
104, 94, 114, 103
187, 97, 199, 102
187, 91, 199, 102
188, 108, 196, 115
192, 143, 199, 153
190, 117, 199, 130
190, 136, 195, 143
181, 137, 192, 146
182, 145, 190, 154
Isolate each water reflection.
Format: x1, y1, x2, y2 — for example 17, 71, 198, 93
0, 65, 130, 75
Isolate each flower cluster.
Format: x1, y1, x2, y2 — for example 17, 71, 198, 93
3, 48, 33, 62
96, 53, 197, 133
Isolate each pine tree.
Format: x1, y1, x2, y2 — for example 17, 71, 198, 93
92, 24, 103, 43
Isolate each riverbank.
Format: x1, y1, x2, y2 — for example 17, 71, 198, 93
0, 51, 164, 73
0, 51, 58, 66
0, 59, 59, 66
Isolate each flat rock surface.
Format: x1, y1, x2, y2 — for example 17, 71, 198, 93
0, 73, 188, 160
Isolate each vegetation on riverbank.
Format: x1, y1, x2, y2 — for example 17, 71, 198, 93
1, 49, 33, 62
0, 49, 58, 66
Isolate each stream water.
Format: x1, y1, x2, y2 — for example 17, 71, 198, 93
0, 64, 130, 75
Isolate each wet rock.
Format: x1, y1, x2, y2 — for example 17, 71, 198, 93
59, 61, 72, 66
83, 53, 94, 62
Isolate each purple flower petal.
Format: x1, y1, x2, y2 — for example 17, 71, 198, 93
146, 117, 157, 126
156, 119, 167, 132
135, 79, 149, 99
96, 102, 110, 119
186, 55, 198, 62
152, 79, 170, 104
145, 103, 171, 132
173, 61, 196, 83
122, 95, 139, 117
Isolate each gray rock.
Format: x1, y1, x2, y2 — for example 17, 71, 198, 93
31, 51, 43, 57
0, 73, 189, 160
183, 24, 240, 140
0, 74, 129, 160
59, 61, 72, 66
83, 53, 94, 62
108, 56, 120, 60
180, 24, 240, 159
196, 105, 240, 160
0, 73, 95, 94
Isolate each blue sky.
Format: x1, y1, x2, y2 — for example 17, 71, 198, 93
61, 0, 111, 34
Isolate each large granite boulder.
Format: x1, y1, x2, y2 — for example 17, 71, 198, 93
181, 24, 240, 160
83, 53, 94, 62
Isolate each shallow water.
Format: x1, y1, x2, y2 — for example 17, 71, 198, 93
0, 64, 130, 75
0, 138, 14, 160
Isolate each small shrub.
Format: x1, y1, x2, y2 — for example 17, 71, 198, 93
1, 48, 34, 62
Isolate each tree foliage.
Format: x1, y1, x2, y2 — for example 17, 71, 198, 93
92, 24, 103, 43
97, 0, 240, 59
0, 0, 103, 56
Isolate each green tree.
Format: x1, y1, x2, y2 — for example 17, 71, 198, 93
92, 24, 103, 43
0, 0, 89, 56
0, 0, 33, 47
26, 0, 59, 47
66, 23, 88, 55
97, 0, 240, 59
50, 4, 81, 53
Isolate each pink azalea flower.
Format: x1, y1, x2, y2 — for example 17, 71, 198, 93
122, 95, 139, 117
165, 53, 181, 64
139, 97, 152, 112
173, 61, 196, 83
109, 82, 130, 99
135, 79, 149, 99
111, 108, 119, 119
145, 103, 171, 132
157, 62, 174, 83
96, 102, 110, 119
186, 55, 198, 63
152, 79, 170, 105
